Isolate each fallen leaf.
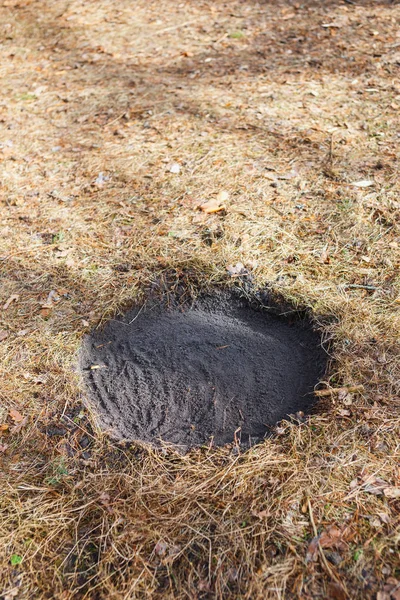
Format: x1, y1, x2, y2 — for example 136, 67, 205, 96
327, 582, 347, 600
10, 416, 29, 434
0, 444, 8, 452
306, 536, 319, 562
216, 190, 229, 203
3, 294, 19, 311
378, 513, 391, 524
320, 247, 330, 264
383, 487, 400, 499
154, 540, 168, 556
199, 190, 229, 214
9, 409, 24, 423
360, 474, 388, 495
338, 409, 351, 417
169, 162, 181, 174
200, 199, 225, 214
306, 524, 352, 563
227, 262, 247, 277
351, 180, 374, 188
94, 172, 109, 186
41, 290, 61, 309
251, 509, 269, 519
0, 330, 9, 342
0, 424, 9, 432
16, 329, 29, 336
319, 525, 351, 552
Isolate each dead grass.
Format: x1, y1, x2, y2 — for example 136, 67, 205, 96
0, 0, 400, 597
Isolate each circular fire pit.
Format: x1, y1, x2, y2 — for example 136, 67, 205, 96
79, 291, 327, 450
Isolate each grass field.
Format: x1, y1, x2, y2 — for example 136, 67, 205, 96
1, 0, 400, 598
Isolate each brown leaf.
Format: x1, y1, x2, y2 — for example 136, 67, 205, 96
327, 582, 347, 600
200, 191, 229, 214
307, 524, 352, 563
0, 444, 8, 453
251, 509, 269, 519
306, 536, 319, 562
154, 540, 168, 556
319, 525, 350, 552
3, 294, 19, 311
10, 416, 28, 434
0, 423, 9, 432
41, 290, 61, 309
9, 409, 24, 423
0, 330, 9, 342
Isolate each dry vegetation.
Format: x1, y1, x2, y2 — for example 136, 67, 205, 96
1, 0, 400, 597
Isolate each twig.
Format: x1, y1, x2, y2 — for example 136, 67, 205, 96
315, 385, 364, 397
156, 17, 204, 34
308, 498, 349, 597
343, 283, 378, 291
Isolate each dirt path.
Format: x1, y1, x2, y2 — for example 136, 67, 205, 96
1, 0, 399, 598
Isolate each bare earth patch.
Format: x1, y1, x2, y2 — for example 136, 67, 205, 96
0, 0, 399, 598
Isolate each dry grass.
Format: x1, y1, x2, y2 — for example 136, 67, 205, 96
1, 0, 400, 597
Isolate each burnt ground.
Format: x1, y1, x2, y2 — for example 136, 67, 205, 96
80, 291, 327, 449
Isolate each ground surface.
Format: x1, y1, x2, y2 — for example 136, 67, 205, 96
0, 0, 399, 598
80, 291, 326, 449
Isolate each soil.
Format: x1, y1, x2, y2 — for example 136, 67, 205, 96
79, 291, 327, 449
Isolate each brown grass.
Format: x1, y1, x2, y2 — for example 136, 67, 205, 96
1, 0, 400, 597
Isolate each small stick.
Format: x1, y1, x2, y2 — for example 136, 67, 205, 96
308, 498, 349, 597
315, 385, 364, 397
343, 284, 378, 291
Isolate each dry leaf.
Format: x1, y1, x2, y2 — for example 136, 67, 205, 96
251, 509, 269, 519
351, 180, 374, 188
216, 190, 229, 203
383, 487, 400, 499
320, 247, 330, 264
200, 199, 225, 214
0, 444, 8, 453
10, 416, 28, 434
377, 593, 391, 600
200, 191, 229, 214
306, 524, 352, 562
3, 294, 19, 311
0, 423, 9, 432
306, 536, 319, 562
17, 329, 30, 337
169, 163, 180, 174
327, 582, 347, 600
319, 525, 351, 551
361, 474, 388, 495
227, 263, 247, 277
378, 513, 391, 524
9, 409, 24, 423
41, 290, 61, 309
338, 409, 351, 417
154, 540, 168, 556
0, 330, 9, 342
